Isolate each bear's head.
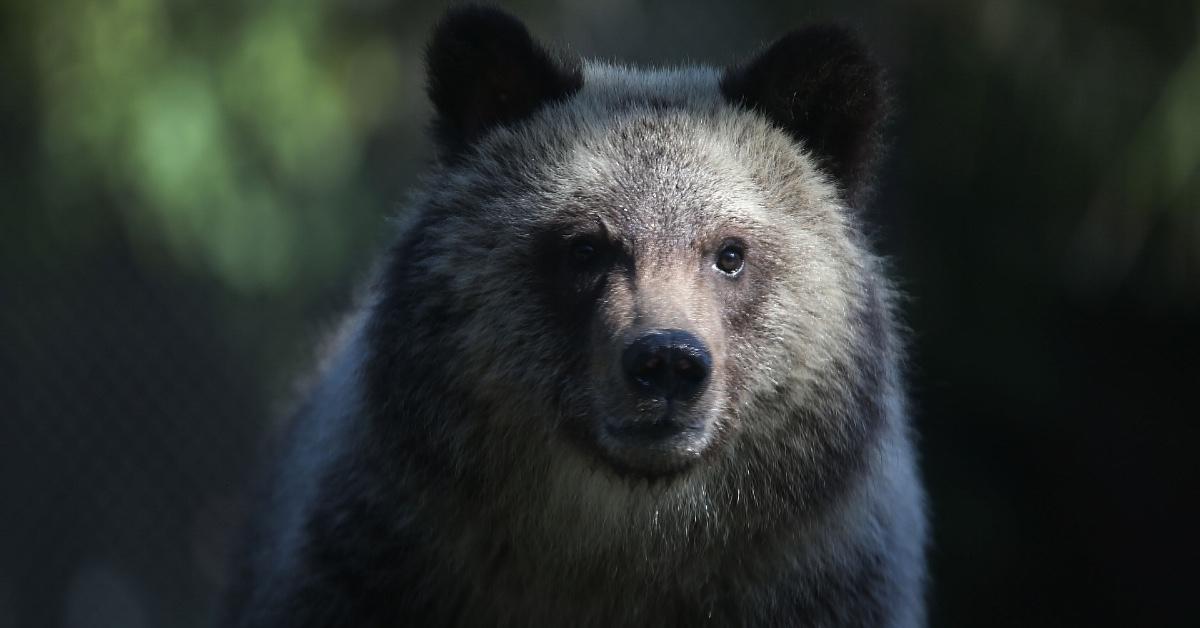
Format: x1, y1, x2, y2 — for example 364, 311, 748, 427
366, 7, 895, 534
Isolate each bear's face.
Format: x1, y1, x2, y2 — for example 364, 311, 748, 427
370, 9, 889, 497
402, 100, 868, 481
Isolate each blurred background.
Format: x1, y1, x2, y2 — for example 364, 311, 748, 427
2, 0, 1197, 626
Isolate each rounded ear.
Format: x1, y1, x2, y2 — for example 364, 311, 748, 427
425, 6, 583, 159
721, 26, 887, 205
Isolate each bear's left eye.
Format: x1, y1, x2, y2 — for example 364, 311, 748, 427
715, 243, 745, 275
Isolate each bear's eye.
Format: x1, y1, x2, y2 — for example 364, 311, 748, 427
569, 237, 598, 267
715, 243, 745, 275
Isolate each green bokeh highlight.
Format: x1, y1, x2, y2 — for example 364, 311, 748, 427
31, 0, 410, 293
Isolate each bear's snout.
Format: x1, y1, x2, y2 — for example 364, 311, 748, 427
587, 328, 720, 477
621, 329, 712, 402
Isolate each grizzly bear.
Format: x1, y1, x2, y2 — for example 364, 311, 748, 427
225, 6, 926, 627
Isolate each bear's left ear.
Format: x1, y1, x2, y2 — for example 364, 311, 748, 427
425, 6, 583, 159
721, 26, 886, 205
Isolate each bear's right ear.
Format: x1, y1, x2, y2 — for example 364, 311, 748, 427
425, 6, 583, 159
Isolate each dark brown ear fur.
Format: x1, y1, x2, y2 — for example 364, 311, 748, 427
425, 5, 583, 160
721, 26, 886, 205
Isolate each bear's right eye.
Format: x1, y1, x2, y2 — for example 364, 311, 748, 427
568, 238, 592, 262
568, 237, 599, 267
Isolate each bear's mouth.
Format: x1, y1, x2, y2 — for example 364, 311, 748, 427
592, 408, 715, 478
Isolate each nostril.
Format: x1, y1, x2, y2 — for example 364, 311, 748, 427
622, 330, 712, 401
642, 356, 662, 374
675, 356, 701, 382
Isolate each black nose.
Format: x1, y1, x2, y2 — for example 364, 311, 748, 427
622, 330, 712, 401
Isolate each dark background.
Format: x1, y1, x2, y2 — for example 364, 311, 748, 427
2, 1, 1197, 626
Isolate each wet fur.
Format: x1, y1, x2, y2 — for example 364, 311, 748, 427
226, 7, 926, 627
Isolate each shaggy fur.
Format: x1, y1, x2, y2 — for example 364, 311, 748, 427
225, 6, 926, 627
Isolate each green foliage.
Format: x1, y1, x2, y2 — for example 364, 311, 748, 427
31, 0, 410, 293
